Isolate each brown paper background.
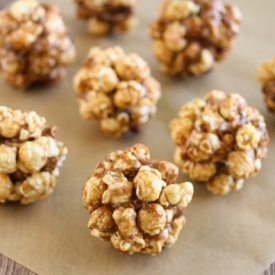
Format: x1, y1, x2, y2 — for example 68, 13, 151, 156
1, 0, 275, 274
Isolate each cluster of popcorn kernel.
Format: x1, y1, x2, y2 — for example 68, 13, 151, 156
0, 106, 68, 204
82, 144, 193, 255
256, 57, 275, 113
73, 46, 161, 137
75, 0, 137, 35
169, 90, 269, 195
149, 0, 241, 76
0, 0, 75, 88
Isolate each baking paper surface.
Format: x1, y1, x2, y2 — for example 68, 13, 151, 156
1, 0, 275, 274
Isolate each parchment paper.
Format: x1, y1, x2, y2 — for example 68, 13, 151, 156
1, 0, 275, 274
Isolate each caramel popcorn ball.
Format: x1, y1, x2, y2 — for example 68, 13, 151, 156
149, 0, 241, 76
74, 0, 137, 35
82, 144, 193, 255
256, 57, 275, 113
0, 106, 68, 204
169, 90, 269, 195
73, 46, 161, 137
0, 0, 75, 88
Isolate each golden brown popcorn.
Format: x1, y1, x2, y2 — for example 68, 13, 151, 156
82, 144, 193, 255
74, 0, 137, 35
73, 46, 161, 137
170, 90, 269, 195
256, 57, 275, 112
149, 0, 241, 76
0, 0, 75, 88
0, 106, 67, 204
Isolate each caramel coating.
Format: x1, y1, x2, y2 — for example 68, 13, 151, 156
82, 144, 193, 255
149, 0, 241, 76
73, 46, 161, 137
0, 0, 75, 88
74, 0, 137, 35
257, 57, 275, 113
0, 106, 67, 204
170, 90, 269, 195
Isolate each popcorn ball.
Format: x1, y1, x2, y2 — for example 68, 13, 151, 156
149, 0, 242, 76
73, 46, 161, 137
82, 144, 194, 255
0, 0, 75, 88
169, 90, 269, 195
74, 0, 137, 35
0, 106, 68, 204
256, 57, 275, 113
